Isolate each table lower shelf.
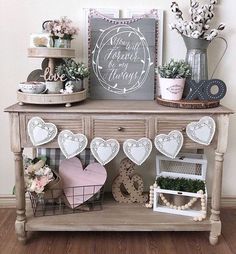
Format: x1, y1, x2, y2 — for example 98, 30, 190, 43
26, 198, 212, 232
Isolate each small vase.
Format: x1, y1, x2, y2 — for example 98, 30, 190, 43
53, 38, 71, 48
159, 78, 185, 101
46, 81, 63, 94
182, 35, 210, 83
66, 80, 84, 92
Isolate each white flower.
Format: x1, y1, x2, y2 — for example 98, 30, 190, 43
191, 31, 201, 38
210, 0, 217, 4
204, 24, 210, 30
191, 1, 199, 8
193, 14, 203, 23
169, 23, 176, 30
209, 29, 218, 38
171, 2, 179, 12
28, 181, 37, 192
218, 23, 225, 31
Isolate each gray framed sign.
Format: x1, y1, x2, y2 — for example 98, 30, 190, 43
88, 9, 162, 100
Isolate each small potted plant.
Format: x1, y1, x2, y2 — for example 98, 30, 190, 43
43, 16, 79, 48
56, 59, 89, 93
157, 59, 191, 100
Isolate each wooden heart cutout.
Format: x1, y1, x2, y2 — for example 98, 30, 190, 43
123, 138, 152, 165
59, 157, 107, 209
27, 117, 58, 146
90, 138, 120, 165
154, 130, 183, 159
186, 116, 216, 145
58, 130, 88, 159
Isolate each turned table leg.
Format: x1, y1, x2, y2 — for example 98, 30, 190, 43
209, 115, 229, 245
10, 113, 27, 244
14, 151, 27, 244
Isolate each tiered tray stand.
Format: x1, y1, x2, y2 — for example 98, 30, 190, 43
18, 48, 87, 107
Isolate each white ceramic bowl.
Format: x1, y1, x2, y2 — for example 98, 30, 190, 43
19, 82, 46, 94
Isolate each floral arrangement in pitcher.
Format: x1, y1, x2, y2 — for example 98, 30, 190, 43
24, 156, 55, 194
43, 16, 79, 40
169, 0, 225, 40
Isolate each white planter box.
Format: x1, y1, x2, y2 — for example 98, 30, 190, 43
153, 153, 208, 217
153, 186, 208, 217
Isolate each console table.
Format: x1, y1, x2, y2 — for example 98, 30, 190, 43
4, 100, 233, 245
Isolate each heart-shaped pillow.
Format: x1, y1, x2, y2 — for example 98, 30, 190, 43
154, 130, 183, 159
27, 117, 58, 146
59, 157, 107, 209
58, 130, 88, 159
123, 138, 152, 165
90, 138, 120, 165
186, 116, 216, 145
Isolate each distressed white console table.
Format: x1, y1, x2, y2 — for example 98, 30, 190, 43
4, 100, 233, 245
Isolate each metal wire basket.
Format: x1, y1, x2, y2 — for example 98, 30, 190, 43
29, 185, 105, 217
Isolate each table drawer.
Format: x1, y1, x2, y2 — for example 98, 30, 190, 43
91, 116, 150, 142
156, 119, 217, 149
20, 113, 84, 147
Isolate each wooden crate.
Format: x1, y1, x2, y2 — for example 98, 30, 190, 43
153, 153, 208, 217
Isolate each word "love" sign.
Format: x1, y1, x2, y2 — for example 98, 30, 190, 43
41, 67, 67, 82
185, 79, 227, 100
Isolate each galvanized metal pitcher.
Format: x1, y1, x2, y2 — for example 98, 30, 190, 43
182, 35, 228, 82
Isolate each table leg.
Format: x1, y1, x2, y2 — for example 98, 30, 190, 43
14, 151, 27, 244
209, 114, 229, 245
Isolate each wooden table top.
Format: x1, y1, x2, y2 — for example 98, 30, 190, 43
4, 100, 234, 114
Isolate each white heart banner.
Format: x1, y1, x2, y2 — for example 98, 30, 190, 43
154, 130, 183, 159
27, 115, 215, 160
123, 138, 152, 165
58, 130, 88, 159
27, 117, 58, 146
90, 137, 120, 165
186, 116, 216, 145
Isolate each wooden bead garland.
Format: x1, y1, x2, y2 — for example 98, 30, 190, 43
145, 185, 207, 222
145, 184, 155, 208
158, 193, 197, 211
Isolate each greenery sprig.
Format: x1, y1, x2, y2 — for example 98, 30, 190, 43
156, 176, 205, 193
56, 59, 89, 81
157, 59, 191, 79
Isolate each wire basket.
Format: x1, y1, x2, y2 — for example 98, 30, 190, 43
29, 185, 105, 217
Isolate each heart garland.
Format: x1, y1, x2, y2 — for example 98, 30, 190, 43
186, 116, 216, 146
27, 116, 216, 162
58, 130, 88, 159
27, 117, 58, 146
154, 130, 184, 159
90, 138, 120, 165
123, 138, 152, 165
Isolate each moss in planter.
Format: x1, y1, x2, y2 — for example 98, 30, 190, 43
156, 176, 205, 193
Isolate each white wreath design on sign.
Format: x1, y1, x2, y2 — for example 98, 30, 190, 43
92, 24, 153, 94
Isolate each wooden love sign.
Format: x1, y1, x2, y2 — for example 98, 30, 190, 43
41, 67, 67, 82
185, 79, 227, 100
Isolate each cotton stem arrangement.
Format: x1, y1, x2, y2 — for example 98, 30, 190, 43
169, 0, 225, 40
